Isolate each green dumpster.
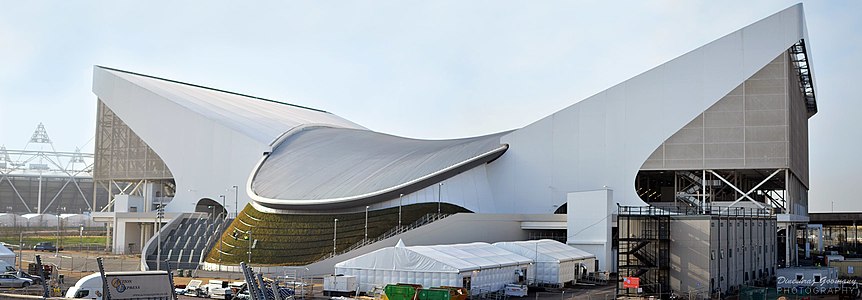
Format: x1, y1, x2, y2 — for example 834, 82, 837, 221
418, 289, 450, 300
385, 284, 421, 300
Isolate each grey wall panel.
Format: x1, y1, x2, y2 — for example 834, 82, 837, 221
788, 52, 811, 187
641, 53, 797, 171
704, 128, 744, 143
704, 143, 744, 159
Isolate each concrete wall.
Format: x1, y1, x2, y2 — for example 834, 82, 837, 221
669, 216, 711, 294
708, 216, 776, 294
668, 216, 777, 295
567, 189, 613, 271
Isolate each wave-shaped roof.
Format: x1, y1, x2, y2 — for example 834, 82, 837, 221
251, 127, 508, 209
100, 67, 364, 144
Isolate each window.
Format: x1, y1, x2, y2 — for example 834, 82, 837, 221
75, 290, 90, 298
796, 274, 804, 281
729, 249, 733, 258
814, 274, 822, 283
711, 250, 716, 260
721, 250, 725, 258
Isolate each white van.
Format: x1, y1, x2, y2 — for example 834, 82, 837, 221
65, 271, 172, 299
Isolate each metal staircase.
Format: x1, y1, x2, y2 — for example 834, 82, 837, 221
616, 206, 671, 298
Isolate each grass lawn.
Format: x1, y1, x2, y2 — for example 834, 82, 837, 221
0, 235, 107, 248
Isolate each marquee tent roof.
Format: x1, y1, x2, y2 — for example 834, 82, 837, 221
493, 240, 595, 263
335, 240, 532, 273
0, 244, 15, 263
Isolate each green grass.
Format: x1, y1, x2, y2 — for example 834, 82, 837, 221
0, 236, 107, 248
205, 203, 469, 265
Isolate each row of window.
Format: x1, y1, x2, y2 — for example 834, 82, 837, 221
712, 221, 777, 227
711, 245, 775, 260
711, 267, 776, 290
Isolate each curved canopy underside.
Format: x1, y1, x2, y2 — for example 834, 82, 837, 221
251, 127, 509, 208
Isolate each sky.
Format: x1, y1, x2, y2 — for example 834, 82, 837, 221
0, 1, 859, 212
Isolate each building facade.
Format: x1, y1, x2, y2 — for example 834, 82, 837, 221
89, 4, 816, 297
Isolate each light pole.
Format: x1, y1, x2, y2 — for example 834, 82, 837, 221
398, 194, 403, 229
218, 194, 226, 272
232, 185, 239, 218
156, 199, 164, 271
18, 232, 23, 271
364, 206, 369, 244
219, 195, 226, 219
81, 225, 88, 271
56, 211, 61, 257
333, 219, 338, 258
437, 183, 443, 215
247, 230, 253, 265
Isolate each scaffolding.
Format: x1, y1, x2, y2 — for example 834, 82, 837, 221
616, 206, 671, 298
0, 123, 106, 214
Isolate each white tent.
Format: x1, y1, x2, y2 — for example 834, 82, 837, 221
0, 245, 16, 266
335, 240, 534, 294
493, 240, 596, 286
0, 213, 22, 227
21, 213, 59, 227
61, 213, 103, 227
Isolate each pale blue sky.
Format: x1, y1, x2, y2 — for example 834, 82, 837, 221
1, 1, 859, 212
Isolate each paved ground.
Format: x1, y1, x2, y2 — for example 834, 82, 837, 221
2, 249, 617, 299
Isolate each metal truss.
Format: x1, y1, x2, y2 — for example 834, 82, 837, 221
790, 40, 817, 116
637, 169, 790, 214
0, 124, 103, 214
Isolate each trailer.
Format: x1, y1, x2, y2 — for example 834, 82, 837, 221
324, 274, 358, 297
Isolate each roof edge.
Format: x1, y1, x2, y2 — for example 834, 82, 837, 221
94, 65, 330, 114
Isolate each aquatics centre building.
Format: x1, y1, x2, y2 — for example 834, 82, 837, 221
90, 4, 817, 297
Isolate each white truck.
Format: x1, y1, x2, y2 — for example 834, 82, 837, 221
65, 271, 173, 299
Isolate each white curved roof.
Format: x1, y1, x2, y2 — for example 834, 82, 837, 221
101, 67, 364, 144
250, 127, 508, 208
335, 240, 533, 273
493, 239, 595, 263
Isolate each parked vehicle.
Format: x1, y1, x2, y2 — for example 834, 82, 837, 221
65, 271, 172, 299
33, 242, 62, 252
0, 273, 32, 288
323, 275, 357, 297
4, 271, 42, 285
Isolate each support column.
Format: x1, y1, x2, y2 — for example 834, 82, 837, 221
105, 222, 112, 252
